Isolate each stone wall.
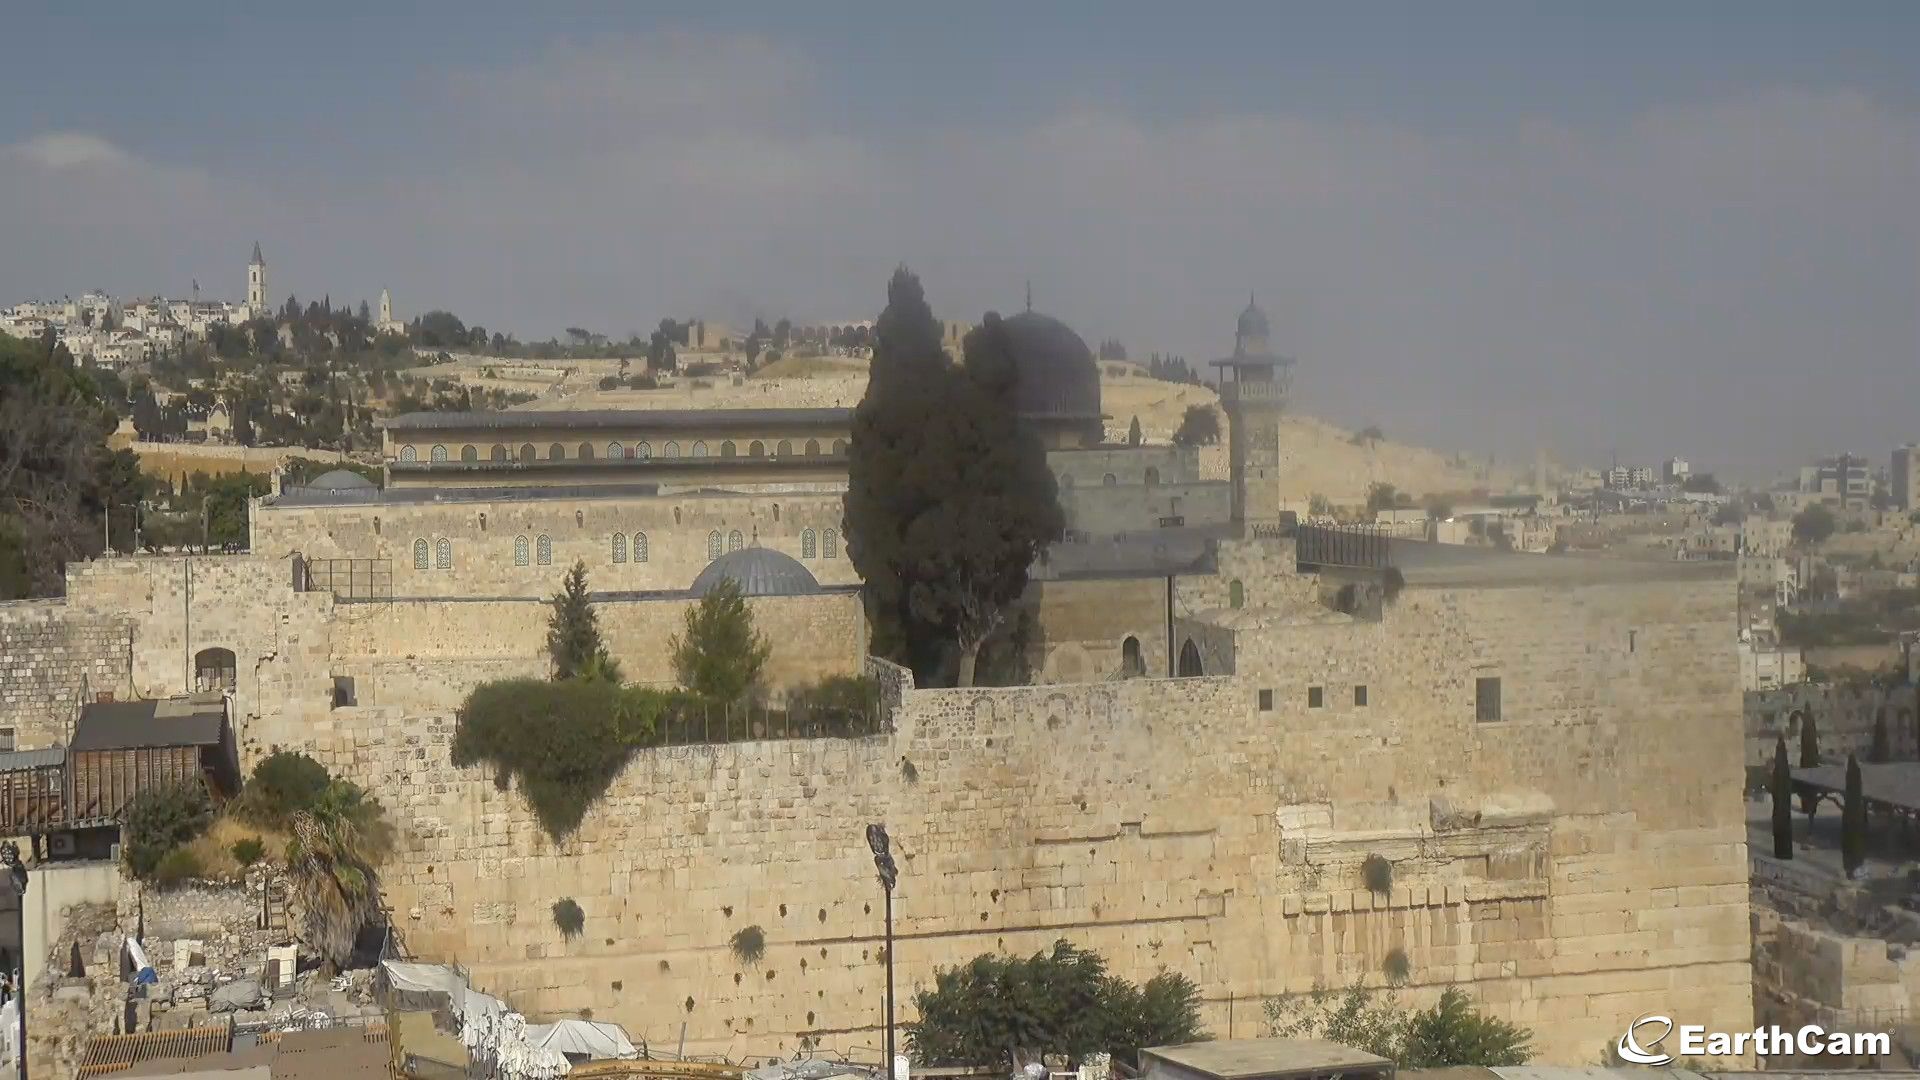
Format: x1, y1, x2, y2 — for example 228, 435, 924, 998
1745, 683, 1920, 767
254, 489, 858, 596
305, 571, 1751, 1067
1059, 482, 1231, 537
0, 599, 137, 748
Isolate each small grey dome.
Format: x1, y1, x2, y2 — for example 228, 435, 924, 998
1001, 310, 1101, 421
1237, 298, 1270, 341
690, 547, 821, 598
303, 469, 375, 490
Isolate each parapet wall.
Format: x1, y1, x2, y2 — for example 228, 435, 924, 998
317, 573, 1751, 1066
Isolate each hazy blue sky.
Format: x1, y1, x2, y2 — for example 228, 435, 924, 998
3, 2, 1915, 477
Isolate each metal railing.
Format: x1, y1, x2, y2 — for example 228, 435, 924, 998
302, 558, 394, 600
647, 697, 891, 747
1293, 523, 1392, 569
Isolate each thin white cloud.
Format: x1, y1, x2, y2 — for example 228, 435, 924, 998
7, 132, 133, 170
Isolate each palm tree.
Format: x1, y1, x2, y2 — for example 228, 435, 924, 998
285, 779, 397, 970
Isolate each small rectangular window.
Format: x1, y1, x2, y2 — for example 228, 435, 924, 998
1258, 689, 1274, 711
0, 728, 14, 753
1308, 686, 1323, 709
1354, 685, 1368, 707
1476, 677, 1502, 723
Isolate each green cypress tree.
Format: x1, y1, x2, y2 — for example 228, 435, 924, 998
670, 577, 771, 704
1841, 753, 1866, 878
1800, 711, 1820, 768
545, 561, 618, 681
1870, 709, 1891, 763
1771, 735, 1793, 860
1127, 415, 1143, 447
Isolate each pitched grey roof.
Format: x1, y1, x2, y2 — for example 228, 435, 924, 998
381, 408, 851, 432
73, 696, 227, 751
0, 747, 66, 772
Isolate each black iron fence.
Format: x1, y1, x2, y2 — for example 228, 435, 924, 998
1293, 523, 1392, 569
301, 558, 393, 600
647, 695, 892, 746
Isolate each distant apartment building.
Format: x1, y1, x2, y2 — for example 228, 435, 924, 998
1740, 638, 1804, 691
1894, 444, 1919, 512
1799, 453, 1872, 511
1664, 457, 1690, 484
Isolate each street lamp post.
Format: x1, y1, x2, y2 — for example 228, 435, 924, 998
866, 824, 898, 1080
0, 841, 29, 1080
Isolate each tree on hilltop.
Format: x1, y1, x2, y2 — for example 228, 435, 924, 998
547, 561, 620, 681
1171, 404, 1219, 447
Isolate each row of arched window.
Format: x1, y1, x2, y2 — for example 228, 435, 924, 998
799, 528, 837, 560
411, 537, 454, 570
512, 534, 554, 567
610, 533, 649, 563
397, 438, 850, 464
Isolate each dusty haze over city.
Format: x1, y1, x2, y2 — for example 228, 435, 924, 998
2, 3, 1915, 477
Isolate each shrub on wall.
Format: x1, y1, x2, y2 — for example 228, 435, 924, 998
151, 846, 208, 890
730, 925, 766, 965
452, 677, 686, 841
552, 898, 585, 939
1362, 854, 1394, 895
125, 782, 214, 880
239, 750, 331, 829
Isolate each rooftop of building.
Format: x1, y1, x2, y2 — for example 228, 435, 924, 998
382, 408, 852, 432
1143, 1037, 1394, 1079
73, 694, 228, 752
1389, 538, 1734, 588
265, 481, 842, 509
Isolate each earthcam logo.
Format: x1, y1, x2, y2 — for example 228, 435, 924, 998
1617, 1015, 1676, 1065
1617, 1014, 1890, 1063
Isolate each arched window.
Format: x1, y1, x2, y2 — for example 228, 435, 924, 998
728, 530, 744, 552
721, 441, 737, 458
802, 528, 817, 558
805, 439, 821, 456
612, 533, 627, 563
1102, 473, 1117, 486
663, 441, 680, 458
749, 441, 765, 457
776, 440, 792, 457
832, 439, 848, 455
1178, 639, 1204, 677
636, 441, 652, 460
461, 445, 478, 463
399, 445, 417, 463
536, 534, 552, 565
1121, 636, 1145, 678
691, 441, 709, 458
435, 537, 452, 569
824, 529, 838, 559
430, 444, 448, 463
708, 531, 723, 561
520, 444, 536, 462
514, 535, 529, 565
193, 647, 237, 694
607, 441, 624, 460
549, 443, 566, 460
492, 445, 507, 462
578, 442, 594, 460
633, 532, 648, 563
412, 538, 429, 569
1229, 580, 1245, 609
1144, 466, 1159, 486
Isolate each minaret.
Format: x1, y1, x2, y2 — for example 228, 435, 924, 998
379, 288, 393, 326
246, 242, 266, 317
1212, 296, 1291, 531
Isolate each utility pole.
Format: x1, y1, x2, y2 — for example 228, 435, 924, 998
866, 824, 898, 1080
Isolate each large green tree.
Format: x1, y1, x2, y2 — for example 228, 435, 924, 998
904, 940, 1203, 1068
1266, 982, 1531, 1068
843, 268, 1063, 686
0, 333, 144, 598
546, 561, 620, 681
671, 577, 771, 703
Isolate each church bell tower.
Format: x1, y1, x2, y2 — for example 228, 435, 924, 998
247, 242, 267, 317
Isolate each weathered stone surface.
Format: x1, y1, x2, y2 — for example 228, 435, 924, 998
210, 979, 264, 1013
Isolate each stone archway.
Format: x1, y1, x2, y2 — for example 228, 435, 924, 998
1177, 639, 1203, 677
194, 647, 237, 694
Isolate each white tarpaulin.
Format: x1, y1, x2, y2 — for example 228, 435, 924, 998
522, 1020, 638, 1060
381, 960, 466, 997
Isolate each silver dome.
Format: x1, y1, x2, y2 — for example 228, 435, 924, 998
689, 547, 821, 598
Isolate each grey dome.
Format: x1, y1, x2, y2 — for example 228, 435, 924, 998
1001, 311, 1101, 421
1237, 299, 1270, 341
690, 547, 821, 598
303, 469, 375, 490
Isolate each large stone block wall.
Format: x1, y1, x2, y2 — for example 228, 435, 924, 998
311, 574, 1751, 1067
0, 599, 135, 748
254, 490, 858, 597
1059, 483, 1232, 536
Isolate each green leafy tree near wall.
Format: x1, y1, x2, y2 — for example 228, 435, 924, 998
671, 577, 771, 703
547, 561, 620, 681
1267, 982, 1531, 1067
905, 940, 1203, 1068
